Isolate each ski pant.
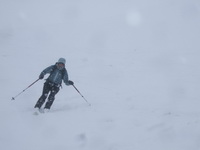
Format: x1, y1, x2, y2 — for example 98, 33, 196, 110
35, 81, 60, 109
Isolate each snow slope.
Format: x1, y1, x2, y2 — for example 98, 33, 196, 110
1, 0, 200, 150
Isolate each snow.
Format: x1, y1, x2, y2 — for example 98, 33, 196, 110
1, 0, 200, 150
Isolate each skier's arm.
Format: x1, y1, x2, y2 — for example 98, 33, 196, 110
39, 65, 55, 79
63, 69, 74, 85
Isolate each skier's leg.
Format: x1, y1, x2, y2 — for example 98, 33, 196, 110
34, 82, 50, 109
44, 86, 59, 109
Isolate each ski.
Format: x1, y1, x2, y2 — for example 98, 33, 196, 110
33, 108, 44, 115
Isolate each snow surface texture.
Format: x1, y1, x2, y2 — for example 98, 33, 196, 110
1, 0, 200, 150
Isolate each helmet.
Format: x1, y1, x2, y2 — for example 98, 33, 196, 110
57, 58, 66, 65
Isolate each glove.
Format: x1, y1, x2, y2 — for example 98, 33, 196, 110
39, 74, 44, 79
68, 80, 74, 85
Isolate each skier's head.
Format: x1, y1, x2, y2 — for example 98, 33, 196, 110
57, 58, 66, 64
56, 58, 66, 70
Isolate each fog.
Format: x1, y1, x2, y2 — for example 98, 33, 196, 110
1, 0, 200, 150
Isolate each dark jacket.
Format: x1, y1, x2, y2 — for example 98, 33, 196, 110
39, 65, 70, 86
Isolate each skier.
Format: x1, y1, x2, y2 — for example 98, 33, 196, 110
34, 58, 74, 113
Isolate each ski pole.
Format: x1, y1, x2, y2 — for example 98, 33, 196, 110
72, 84, 91, 106
11, 79, 40, 100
